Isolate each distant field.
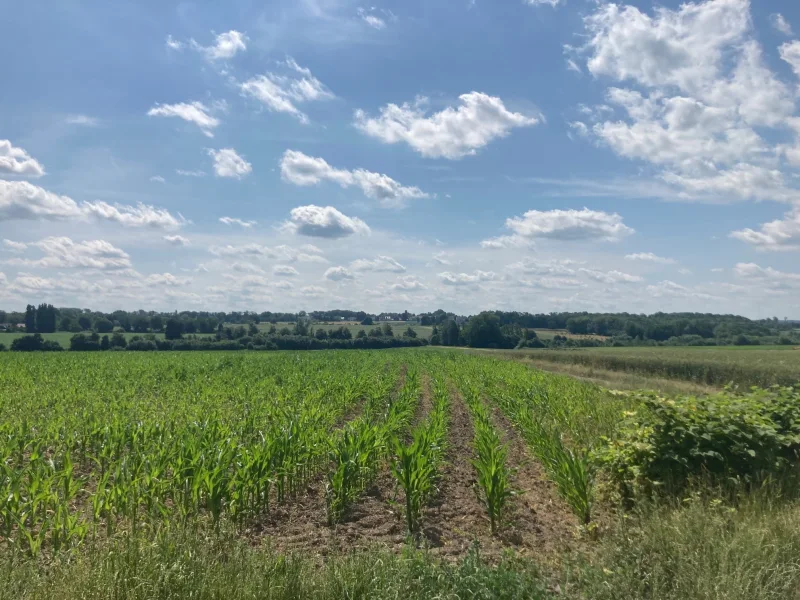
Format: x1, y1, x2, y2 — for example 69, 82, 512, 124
0, 331, 215, 346
531, 328, 608, 341
498, 345, 800, 389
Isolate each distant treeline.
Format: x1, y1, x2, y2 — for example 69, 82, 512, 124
1, 305, 797, 351
2, 321, 427, 353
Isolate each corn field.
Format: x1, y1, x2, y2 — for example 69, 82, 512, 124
0, 350, 622, 559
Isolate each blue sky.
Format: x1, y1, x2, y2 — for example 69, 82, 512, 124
2, 0, 800, 317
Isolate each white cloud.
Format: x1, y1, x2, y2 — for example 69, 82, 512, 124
150, 175, 166, 183
646, 280, 718, 299
357, 7, 386, 29
5, 237, 131, 270
0, 140, 45, 177
230, 262, 265, 275
0, 180, 83, 220
730, 208, 800, 252
391, 275, 426, 291
147, 101, 220, 137
65, 114, 99, 126
579, 268, 643, 284
526, 0, 562, 6
176, 169, 207, 177
780, 41, 800, 78
3, 239, 28, 253
439, 270, 496, 286
734, 262, 800, 290
165, 35, 183, 50
208, 148, 252, 179
479, 235, 533, 250
350, 256, 406, 273
274, 265, 300, 277
280, 150, 429, 208
577, 0, 800, 204
507, 258, 577, 276
144, 273, 192, 286
240, 59, 333, 124
0, 181, 182, 229
301, 285, 326, 297
771, 14, 793, 36
190, 30, 247, 61
219, 216, 257, 228
81, 201, 185, 230
208, 243, 326, 263
163, 235, 190, 246
354, 92, 539, 159
284, 205, 370, 238
517, 276, 585, 290
625, 252, 676, 264
502, 207, 633, 242
324, 266, 355, 281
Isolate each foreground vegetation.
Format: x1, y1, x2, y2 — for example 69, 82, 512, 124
1, 349, 798, 598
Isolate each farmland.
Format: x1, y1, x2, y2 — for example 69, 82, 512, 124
495, 345, 800, 389
1, 348, 799, 599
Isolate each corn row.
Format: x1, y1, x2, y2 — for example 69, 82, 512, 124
390, 374, 450, 535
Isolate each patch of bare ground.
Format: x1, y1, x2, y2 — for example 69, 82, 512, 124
247, 364, 423, 559
487, 404, 578, 555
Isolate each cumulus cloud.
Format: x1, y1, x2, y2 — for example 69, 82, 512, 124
5, 237, 131, 270
625, 252, 676, 264
575, 0, 800, 204
390, 275, 426, 291
579, 268, 643, 284
0, 140, 45, 177
163, 235, 190, 246
273, 265, 299, 277
730, 208, 800, 251
479, 235, 534, 250
324, 266, 355, 281
301, 285, 326, 297
208, 148, 252, 178
190, 30, 247, 61
3, 239, 28, 253
150, 175, 166, 183
0, 180, 184, 229
350, 256, 406, 273
82, 201, 185, 230
144, 273, 192, 286
208, 243, 326, 263
165, 35, 183, 51
240, 59, 333, 124
439, 270, 496, 286
147, 101, 220, 137
354, 92, 539, 159
526, 0, 562, 6
771, 13, 793, 36
502, 208, 633, 242
780, 41, 800, 79
283, 205, 370, 238
506, 258, 577, 276
219, 216, 257, 228
734, 262, 800, 290
280, 150, 429, 208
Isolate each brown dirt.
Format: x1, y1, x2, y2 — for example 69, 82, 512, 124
488, 404, 578, 554
246, 363, 419, 559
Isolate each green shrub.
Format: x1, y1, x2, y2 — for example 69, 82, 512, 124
599, 387, 800, 498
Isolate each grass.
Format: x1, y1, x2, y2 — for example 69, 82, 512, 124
498, 345, 800, 389
0, 331, 214, 346
563, 495, 800, 600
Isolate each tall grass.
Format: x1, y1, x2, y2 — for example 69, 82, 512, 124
564, 496, 800, 600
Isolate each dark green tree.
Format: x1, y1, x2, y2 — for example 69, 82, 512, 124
25, 304, 36, 333
165, 318, 183, 340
